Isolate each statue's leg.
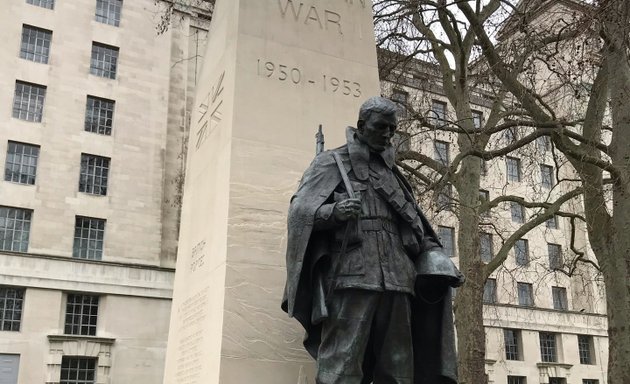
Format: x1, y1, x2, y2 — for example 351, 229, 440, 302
370, 292, 413, 384
316, 289, 379, 384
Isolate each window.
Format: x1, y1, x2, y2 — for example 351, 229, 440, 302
480, 232, 493, 262
391, 89, 407, 118
541, 164, 554, 188
85, 96, 114, 135
548, 243, 563, 269
20, 25, 52, 64
578, 335, 595, 364
90, 42, 118, 79
0, 287, 24, 331
79, 154, 110, 195
539, 332, 557, 362
583, 380, 599, 384
437, 184, 453, 211
552, 286, 568, 310
510, 202, 525, 223
506, 157, 521, 182
504, 329, 521, 360
60, 356, 97, 384
12, 81, 46, 122
73, 216, 106, 260
480, 158, 487, 176
26, 0, 54, 9
479, 190, 490, 217
514, 239, 529, 266
472, 110, 483, 130
546, 215, 559, 229
95, 0, 122, 26
479, 189, 489, 203
517, 282, 534, 306
437, 226, 455, 257
0, 206, 32, 252
483, 278, 497, 304
549, 379, 566, 384
507, 377, 526, 384
537, 136, 552, 152
430, 100, 447, 125
64, 294, 99, 335
434, 140, 449, 166
5, 141, 39, 185
504, 127, 518, 143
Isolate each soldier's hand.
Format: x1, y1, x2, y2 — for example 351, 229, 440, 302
333, 198, 362, 222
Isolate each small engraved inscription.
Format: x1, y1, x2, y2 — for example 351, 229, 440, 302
257, 59, 361, 98
175, 287, 209, 384
190, 240, 206, 272
195, 71, 225, 150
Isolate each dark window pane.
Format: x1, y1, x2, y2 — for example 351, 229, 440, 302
78, 154, 110, 196
517, 282, 533, 306
437, 226, 455, 257
13, 81, 46, 122
64, 294, 99, 336
0, 206, 32, 252
483, 279, 497, 304
95, 0, 122, 26
5, 141, 40, 185
73, 217, 106, 260
515, 239, 529, 266
0, 287, 25, 331
84, 96, 115, 135
20, 25, 52, 63
90, 42, 119, 79
539, 332, 557, 362
26, 0, 54, 9
60, 356, 97, 384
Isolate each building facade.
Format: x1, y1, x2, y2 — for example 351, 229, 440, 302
0, 0, 209, 382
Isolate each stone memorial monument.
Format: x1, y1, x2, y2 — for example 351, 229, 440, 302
163, 0, 382, 383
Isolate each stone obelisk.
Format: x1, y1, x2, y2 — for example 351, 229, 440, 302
163, 1, 380, 383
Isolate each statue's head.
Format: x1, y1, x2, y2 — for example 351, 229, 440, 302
357, 96, 398, 152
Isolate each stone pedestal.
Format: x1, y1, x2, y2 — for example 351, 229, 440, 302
162, 1, 380, 383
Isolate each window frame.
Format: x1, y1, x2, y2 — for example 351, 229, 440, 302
514, 239, 529, 266
434, 140, 450, 166
578, 335, 595, 365
84, 96, 115, 135
548, 243, 563, 270
0, 286, 25, 331
506, 156, 521, 182
26, 0, 55, 9
64, 293, 99, 336
483, 278, 497, 304
73, 216, 106, 260
78, 154, 110, 196
4, 141, 40, 185
60, 356, 97, 384
20, 24, 53, 64
437, 226, 455, 258
0, 206, 33, 252
539, 332, 558, 362
517, 282, 534, 307
430, 100, 447, 125
541, 164, 554, 189
504, 329, 522, 361
552, 286, 568, 311
510, 201, 525, 223
95, 0, 123, 27
90, 42, 119, 79
479, 232, 493, 263
12, 80, 47, 122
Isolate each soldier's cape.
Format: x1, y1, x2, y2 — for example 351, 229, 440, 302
281, 127, 461, 384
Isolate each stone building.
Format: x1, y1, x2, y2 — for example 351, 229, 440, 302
0, 0, 209, 382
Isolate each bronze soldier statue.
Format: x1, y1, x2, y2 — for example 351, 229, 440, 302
282, 97, 464, 384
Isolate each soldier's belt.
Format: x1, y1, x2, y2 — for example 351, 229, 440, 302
360, 217, 398, 233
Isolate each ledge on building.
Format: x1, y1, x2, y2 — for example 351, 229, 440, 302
47, 334, 115, 345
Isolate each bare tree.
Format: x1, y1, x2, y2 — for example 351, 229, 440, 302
374, 1, 600, 383
450, 0, 630, 382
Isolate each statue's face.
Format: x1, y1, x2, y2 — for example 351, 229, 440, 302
358, 112, 397, 152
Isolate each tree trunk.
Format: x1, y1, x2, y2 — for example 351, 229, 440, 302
453, 158, 487, 384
